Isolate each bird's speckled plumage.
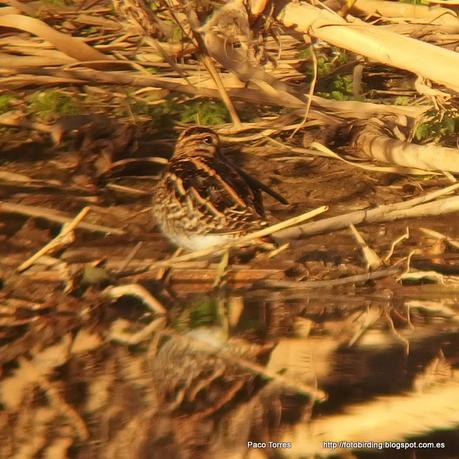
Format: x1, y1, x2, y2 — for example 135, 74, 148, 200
152, 126, 287, 251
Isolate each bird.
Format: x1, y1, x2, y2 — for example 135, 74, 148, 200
150, 326, 274, 418
152, 126, 288, 251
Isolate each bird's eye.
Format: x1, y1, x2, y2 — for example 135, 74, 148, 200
203, 136, 213, 144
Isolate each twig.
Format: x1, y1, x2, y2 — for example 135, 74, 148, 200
262, 266, 402, 289
0, 202, 125, 235
17, 207, 91, 272
276, 184, 459, 240
186, 7, 242, 128
384, 309, 410, 355
291, 42, 318, 138
384, 227, 410, 262
109, 317, 167, 345
105, 284, 167, 314
117, 242, 144, 273
419, 227, 459, 250
349, 223, 382, 270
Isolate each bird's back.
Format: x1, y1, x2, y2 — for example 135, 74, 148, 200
154, 153, 267, 239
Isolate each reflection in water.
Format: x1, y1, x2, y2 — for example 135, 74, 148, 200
0, 288, 459, 458
142, 326, 314, 458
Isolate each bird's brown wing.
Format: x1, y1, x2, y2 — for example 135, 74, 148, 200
168, 156, 266, 233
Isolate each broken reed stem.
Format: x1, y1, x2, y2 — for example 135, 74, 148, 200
349, 223, 382, 270
144, 36, 193, 86
17, 207, 91, 272
291, 41, 318, 138
263, 266, 402, 289
105, 284, 167, 315
419, 227, 459, 250
149, 205, 328, 268
276, 183, 459, 241
186, 8, 242, 128
201, 54, 242, 128
0, 202, 125, 235
238, 205, 328, 242
384, 228, 410, 262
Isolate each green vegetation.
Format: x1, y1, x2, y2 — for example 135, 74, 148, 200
393, 96, 413, 106
318, 74, 355, 101
415, 111, 459, 143
298, 46, 356, 101
168, 23, 185, 44
174, 296, 220, 331
23, 88, 229, 127
83, 26, 98, 36
179, 100, 229, 125
128, 96, 181, 125
296, 46, 312, 61
298, 46, 350, 77
0, 95, 13, 114
28, 89, 80, 121
129, 96, 230, 126
317, 51, 349, 78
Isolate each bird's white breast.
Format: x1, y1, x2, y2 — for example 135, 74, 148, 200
168, 233, 234, 251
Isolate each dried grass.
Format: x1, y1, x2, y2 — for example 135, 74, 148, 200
1, 2, 459, 456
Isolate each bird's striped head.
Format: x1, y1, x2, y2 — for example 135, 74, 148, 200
174, 126, 220, 158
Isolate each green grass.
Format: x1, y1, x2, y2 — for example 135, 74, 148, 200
128, 95, 230, 126
298, 46, 350, 76
393, 96, 413, 106
168, 23, 185, 44
28, 90, 80, 121
317, 74, 357, 101
415, 112, 459, 142
174, 296, 220, 332
128, 96, 181, 126
0, 95, 13, 114
179, 100, 230, 125
298, 47, 357, 101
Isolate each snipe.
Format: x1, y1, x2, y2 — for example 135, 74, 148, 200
152, 126, 287, 251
